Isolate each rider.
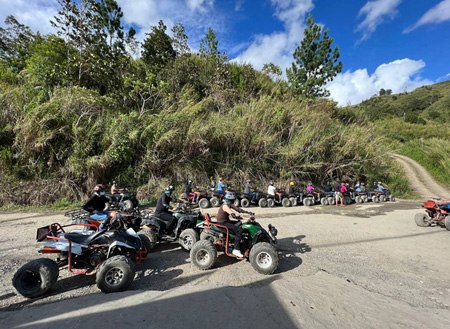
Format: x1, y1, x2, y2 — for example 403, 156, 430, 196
185, 180, 196, 202
323, 181, 332, 193
111, 180, 124, 194
82, 184, 110, 229
306, 182, 320, 199
154, 185, 177, 234
216, 192, 252, 258
355, 181, 361, 192
377, 181, 385, 192
288, 181, 295, 195
244, 179, 256, 202
210, 176, 216, 192
217, 177, 226, 197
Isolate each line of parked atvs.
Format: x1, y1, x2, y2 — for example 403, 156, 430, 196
185, 188, 395, 209
12, 204, 278, 298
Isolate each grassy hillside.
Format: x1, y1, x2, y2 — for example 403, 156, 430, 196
341, 81, 450, 188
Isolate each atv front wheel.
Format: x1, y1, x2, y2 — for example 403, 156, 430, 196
390, 196, 396, 202
379, 195, 386, 202
258, 198, 267, 207
210, 197, 220, 207
190, 240, 217, 270
249, 242, 278, 275
320, 197, 328, 206
373, 196, 380, 203
123, 199, 134, 211
199, 198, 210, 209
240, 198, 250, 208
267, 198, 275, 208
415, 213, 430, 227
327, 197, 335, 205
281, 198, 291, 207
355, 196, 363, 203
304, 198, 313, 206
96, 255, 136, 293
234, 199, 240, 207
179, 229, 199, 251
289, 197, 297, 206
137, 229, 158, 252
12, 258, 59, 298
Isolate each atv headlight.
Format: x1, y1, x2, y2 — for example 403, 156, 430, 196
268, 224, 277, 237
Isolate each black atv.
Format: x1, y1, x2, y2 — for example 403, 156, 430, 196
239, 190, 267, 208
266, 191, 291, 207
209, 188, 240, 207
104, 189, 139, 211
141, 204, 205, 251
12, 216, 149, 298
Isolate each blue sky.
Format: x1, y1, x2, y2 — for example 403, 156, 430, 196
1, 0, 449, 105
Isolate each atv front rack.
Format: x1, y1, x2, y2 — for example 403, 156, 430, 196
64, 209, 91, 220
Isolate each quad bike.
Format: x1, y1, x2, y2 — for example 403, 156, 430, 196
180, 190, 210, 209
370, 189, 395, 203
415, 199, 450, 230
302, 191, 324, 206
354, 191, 370, 204
12, 217, 149, 298
239, 190, 267, 208
323, 191, 336, 205
287, 190, 304, 207
104, 189, 139, 211
141, 204, 205, 251
190, 213, 279, 274
209, 188, 239, 207
266, 191, 291, 207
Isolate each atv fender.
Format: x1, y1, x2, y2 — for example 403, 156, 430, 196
174, 215, 196, 234
107, 241, 137, 258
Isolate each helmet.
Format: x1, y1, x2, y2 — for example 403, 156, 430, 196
219, 177, 223, 181
269, 182, 273, 185
290, 181, 294, 186
112, 180, 117, 184
224, 192, 236, 200
188, 179, 192, 184
165, 185, 174, 194
210, 176, 214, 180
308, 182, 312, 186
94, 184, 105, 192
378, 181, 381, 184
361, 182, 365, 186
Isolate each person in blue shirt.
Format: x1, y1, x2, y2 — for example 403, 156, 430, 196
355, 181, 362, 192
217, 177, 226, 197
377, 181, 385, 192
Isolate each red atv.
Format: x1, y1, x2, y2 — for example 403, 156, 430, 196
415, 199, 450, 230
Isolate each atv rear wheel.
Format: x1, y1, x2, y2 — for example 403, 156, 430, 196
344, 196, 352, 205
362, 195, 368, 203
240, 198, 250, 207
327, 197, 335, 205
12, 258, 59, 298
210, 197, 220, 207
390, 196, 396, 202
379, 195, 386, 202
373, 196, 380, 203
190, 240, 217, 270
289, 197, 297, 206
305, 198, 313, 206
137, 229, 157, 252
282, 198, 291, 207
179, 229, 199, 251
415, 213, 430, 227
267, 198, 275, 208
123, 199, 134, 211
96, 255, 136, 293
234, 199, 240, 207
199, 198, 210, 209
355, 196, 363, 203
258, 198, 267, 207
249, 242, 278, 275
320, 197, 328, 206
445, 216, 450, 231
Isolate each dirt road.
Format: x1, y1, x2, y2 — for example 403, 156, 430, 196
1, 201, 450, 328
391, 153, 449, 199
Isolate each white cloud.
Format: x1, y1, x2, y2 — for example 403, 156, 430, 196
233, 0, 314, 72
235, 0, 245, 12
186, 0, 214, 12
356, 0, 402, 43
0, 0, 57, 35
403, 0, 450, 33
326, 58, 434, 106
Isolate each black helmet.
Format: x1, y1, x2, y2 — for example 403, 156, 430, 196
113, 180, 117, 184
165, 185, 174, 194
94, 184, 105, 192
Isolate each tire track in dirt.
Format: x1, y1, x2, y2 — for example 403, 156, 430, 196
391, 153, 449, 199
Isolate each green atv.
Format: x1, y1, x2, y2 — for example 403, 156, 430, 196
190, 213, 279, 275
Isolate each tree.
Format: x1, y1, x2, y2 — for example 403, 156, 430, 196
0, 15, 36, 71
171, 23, 190, 56
286, 13, 343, 98
262, 63, 282, 79
141, 20, 176, 74
386, 89, 392, 95
379, 88, 386, 96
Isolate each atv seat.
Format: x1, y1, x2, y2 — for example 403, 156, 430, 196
65, 231, 102, 245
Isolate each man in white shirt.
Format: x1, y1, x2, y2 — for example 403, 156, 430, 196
267, 182, 276, 196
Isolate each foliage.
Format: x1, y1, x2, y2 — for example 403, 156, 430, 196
286, 13, 342, 98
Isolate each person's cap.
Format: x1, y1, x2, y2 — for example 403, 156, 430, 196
378, 181, 381, 184
219, 177, 223, 180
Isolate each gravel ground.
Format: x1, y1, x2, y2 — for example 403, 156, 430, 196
1, 200, 450, 328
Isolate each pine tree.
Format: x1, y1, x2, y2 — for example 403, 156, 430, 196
287, 14, 343, 98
